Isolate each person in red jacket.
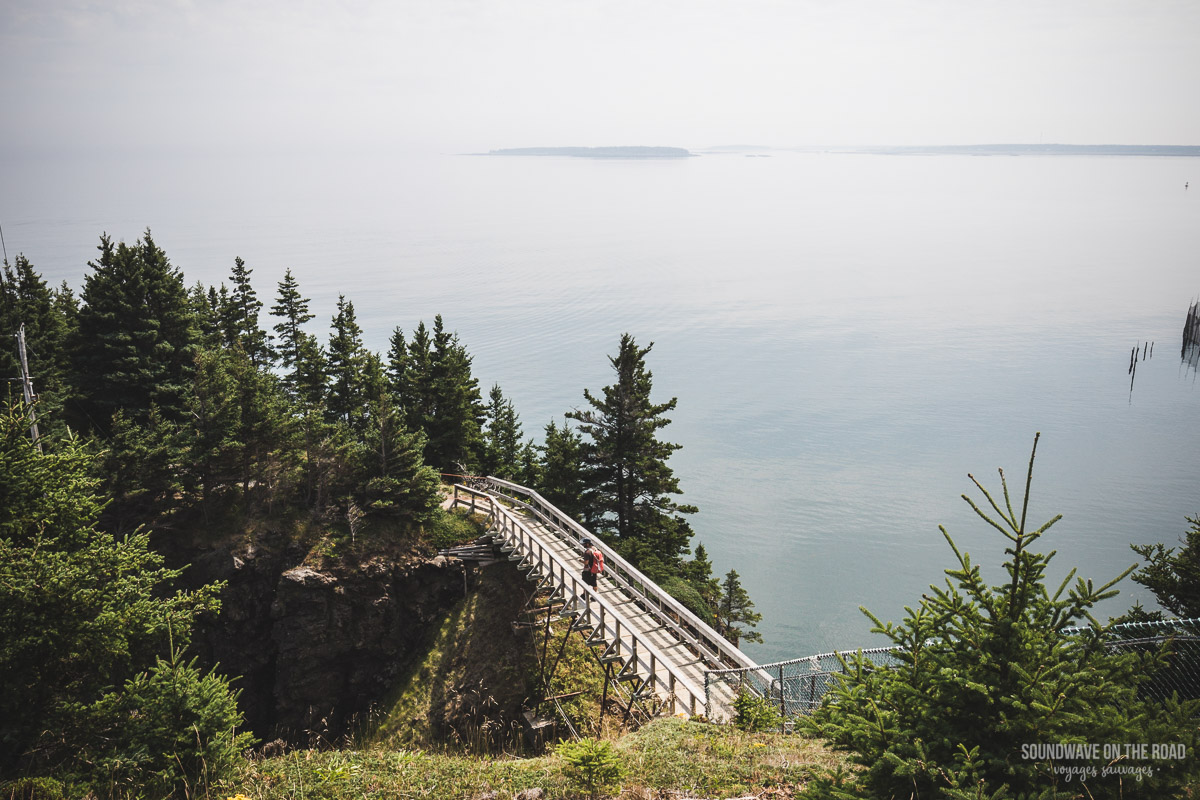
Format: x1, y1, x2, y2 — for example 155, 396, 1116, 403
580, 538, 604, 589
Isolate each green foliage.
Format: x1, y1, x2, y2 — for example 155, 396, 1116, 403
70, 230, 197, 432
426, 315, 485, 471
685, 543, 722, 611
100, 406, 186, 531
1129, 515, 1200, 620
481, 383, 524, 480
732, 690, 782, 733
0, 776, 69, 800
355, 391, 441, 523
557, 737, 623, 799
270, 268, 317, 400
219, 256, 274, 368
0, 400, 246, 796
71, 647, 253, 798
0, 254, 74, 434
326, 295, 372, 431
659, 575, 715, 625
539, 418, 587, 521
718, 569, 763, 646
393, 316, 485, 472
801, 434, 1200, 799
567, 333, 697, 565
426, 507, 487, 550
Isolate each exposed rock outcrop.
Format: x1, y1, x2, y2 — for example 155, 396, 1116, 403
160, 526, 466, 744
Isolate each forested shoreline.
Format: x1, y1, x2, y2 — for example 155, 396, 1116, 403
0, 230, 761, 794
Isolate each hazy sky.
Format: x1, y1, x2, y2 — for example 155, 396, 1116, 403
2, 0, 1198, 157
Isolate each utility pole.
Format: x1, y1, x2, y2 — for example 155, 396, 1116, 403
16, 324, 42, 453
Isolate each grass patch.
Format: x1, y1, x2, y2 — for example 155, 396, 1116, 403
616, 717, 845, 798
365, 561, 539, 753
425, 507, 490, 550
220, 718, 848, 799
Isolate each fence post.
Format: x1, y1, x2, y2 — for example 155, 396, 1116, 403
778, 665, 786, 733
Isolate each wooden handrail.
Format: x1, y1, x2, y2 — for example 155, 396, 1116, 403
480, 476, 764, 676
448, 483, 711, 714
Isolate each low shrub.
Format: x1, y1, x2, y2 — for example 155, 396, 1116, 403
557, 737, 623, 799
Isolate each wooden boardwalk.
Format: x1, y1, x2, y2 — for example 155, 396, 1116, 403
445, 478, 766, 721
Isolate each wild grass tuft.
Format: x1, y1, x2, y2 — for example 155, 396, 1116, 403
221, 717, 847, 799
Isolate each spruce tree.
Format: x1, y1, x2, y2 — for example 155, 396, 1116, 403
0, 255, 73, 432
1128, 516, 1200, 621
326, 295, 370, 431
220, 256, 273, 367
717, 569, 763, 646
188, 347, 299, 509
293, 331, 329, 410
686, 542, 722, 615
100, 407, 187, 531
356, 388, 441, 523
70, 231, 197, 431
482, 383, 523, 480
270, 268, 316, 398
386, 325, 408, 397
539, 418, 587, 520
188, 348, 244, 501
189, 281, 222, 350
567, 333, 697, 573
801, 434, 1200, 799
398, 321, 435, 437
0, 399, 243, 787
425, 315, 484, 472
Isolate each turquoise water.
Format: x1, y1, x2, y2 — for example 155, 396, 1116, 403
3, 149, 1198, 662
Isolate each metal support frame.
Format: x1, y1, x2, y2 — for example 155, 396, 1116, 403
446, 479, 753, 723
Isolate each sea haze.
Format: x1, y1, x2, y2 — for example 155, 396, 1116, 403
3, 149, 1198, 663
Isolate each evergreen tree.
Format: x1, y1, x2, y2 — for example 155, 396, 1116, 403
424, 315, 484, 472
220, 256, 273, 367
517, 437, 541, 488
0, 399, 243, 787
270, 268, 316, 397
70, 230, 197, 432
326, 295, 371, 431
0, 255, 74, 432
301, 417, 356, 515
188, 280, 222, 349
398, 321, 435, 437
100, 407, 187, 532
567, 334, 697, 572
481, 383, 523, 479
293, 331, 329, 410
187, 347, 299, 509
386, 325, 408, 397
1128, 516, 1200, 620
72, 647, 252, 798
717, 569, 763, 646
355, 388, 441, 523
539, 418, 587, 520
801, 435, 1200, 799
188, 348, 244, 501
686, 542, 722, 613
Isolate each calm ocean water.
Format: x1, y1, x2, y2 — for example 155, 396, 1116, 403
3, 149, 1198, 662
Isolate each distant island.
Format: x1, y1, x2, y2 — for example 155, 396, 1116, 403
485, 146, 693, 158
794, 144, 1200, 157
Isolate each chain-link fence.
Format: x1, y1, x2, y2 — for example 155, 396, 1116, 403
704, 618, 1200, 722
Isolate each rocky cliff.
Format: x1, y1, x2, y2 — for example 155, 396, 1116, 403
160, 525, 467, 744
